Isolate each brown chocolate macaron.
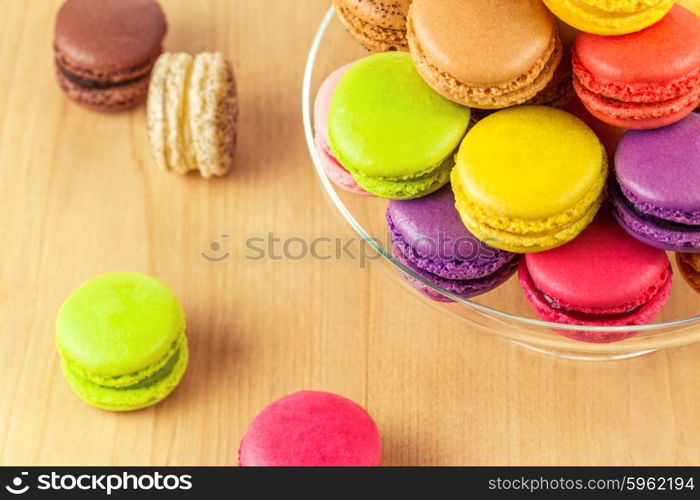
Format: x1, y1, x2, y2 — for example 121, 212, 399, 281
54, 0, 167, 111
677, 253, 700, 294
407, 0, 561, 109
333, 0, 411, 52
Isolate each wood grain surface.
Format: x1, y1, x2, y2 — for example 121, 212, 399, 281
0, 0, 699, 466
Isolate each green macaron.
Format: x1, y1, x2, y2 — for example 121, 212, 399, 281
328, 51, 471, 199
56, 272, 188, 411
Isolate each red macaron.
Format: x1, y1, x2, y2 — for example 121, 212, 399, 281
573, 5, 700, 129
238, 391, 381, 466
518, 208, 672, 343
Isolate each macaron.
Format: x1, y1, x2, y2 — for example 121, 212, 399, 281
333, 0, 410, 52
677, 0, 700, 17
147, 52, 238, 178
677, 253, 700, 293
469, 54, 575, 125
54, 0, 167, 111
406, 0, 562, 109
518, 208, 673, 342
328, 52, 470, 199
573, 5, 700, 129
610, 113, 700, 252
566, 96, 626, 158
543, 0, 673, 35
451, 106, 607, 253
387, 185, 520, 302
238, 391, 381, 466
314, 63, 369, 195
56, 272, 188, 411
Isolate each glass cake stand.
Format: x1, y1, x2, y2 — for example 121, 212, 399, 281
301, 7, 700, 361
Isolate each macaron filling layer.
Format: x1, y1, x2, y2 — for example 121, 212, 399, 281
574, 78, 700, 125
611, 180, 700, 231
407, 22, 562, 109
349, 153, 453, 200
545, 0, 673, 33
611, 186, 700, 251
56, 62, 150, 90
60, 329, 186, 389
62, 340, 189, 411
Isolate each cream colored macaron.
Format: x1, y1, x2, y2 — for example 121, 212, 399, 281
147, 52, 238, 178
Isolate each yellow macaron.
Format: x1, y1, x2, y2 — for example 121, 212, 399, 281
677, 0, 700, 17
451, 106, 607, 253
543, 0, 674, 35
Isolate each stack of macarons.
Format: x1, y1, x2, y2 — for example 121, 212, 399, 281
53, 0, 239, 178
316, 0, 700, 341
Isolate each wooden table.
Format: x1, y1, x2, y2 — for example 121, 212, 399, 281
1, 0, 698, 466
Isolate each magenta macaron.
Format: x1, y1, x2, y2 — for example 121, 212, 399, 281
518, 208, 673, 343
313, 64, 369, 195
238, 391, 381, 466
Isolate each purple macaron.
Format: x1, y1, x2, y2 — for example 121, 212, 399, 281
386, 185, 520, 302
610, 113, 700, 252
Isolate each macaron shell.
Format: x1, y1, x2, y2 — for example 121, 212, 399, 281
455, 107, 604, 221
518, 259, 672, 342
615, 114, 700, 220
350, 156, 453, 200
188, 52, 238, 178
575, 82, 700, 129
408, 0, 554, 87
336, 0, 410, 30
314, 135, 369, 195
328, 52, 470, 179
677, 252, 700, 292
407, 0, 561, 108
386, 185, 515, 279
239, 391, 381, 466
543, 0, 673, 35
677, 0, 700, 17
572, 5, 700, 127
54, 0, 167, 81
610, 189, 700, 251
565, 95, 626, 157
147, 52, 238, 177
313, 63, 368, 195
62, 336, 188, 411
451, 107, 607, 252
393, 242, 519, 300
524, 209, 671, 311
56, 272, 185, 378
56, 67, 151, 112
332, 0, 409, 51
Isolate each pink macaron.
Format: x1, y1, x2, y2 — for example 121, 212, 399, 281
238, 391, 381, 466
314, 64, 370, 196
518, 208, 672, 343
